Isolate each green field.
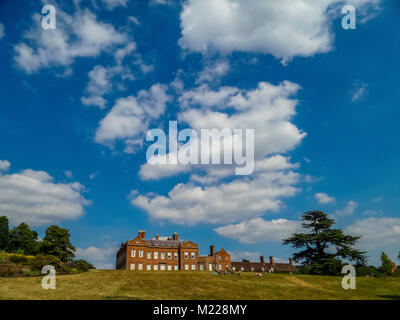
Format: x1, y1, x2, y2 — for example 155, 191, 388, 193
0, 270, 399, 300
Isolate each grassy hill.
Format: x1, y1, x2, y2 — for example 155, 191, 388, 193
1, 270, 400, 300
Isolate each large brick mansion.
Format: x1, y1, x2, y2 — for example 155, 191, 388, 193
116, 230, 296, 273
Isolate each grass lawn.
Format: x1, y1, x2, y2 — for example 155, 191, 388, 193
0, 270, 399, 300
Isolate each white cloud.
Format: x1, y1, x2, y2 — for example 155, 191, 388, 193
215, 218, 302, 244
345, 217, 400, 249
132, 170, 300, 225
179, 0, 380, 63
101, 0, 128, 10
14, 9, 127, 74
150, 0, 173, 6
64, 170, 73, 178
89, 172, 98, 180
0, 161, 90, 226
334, 200, 358, 216
229, 251, 261, 262
0, 160, 11, 172
75, 246, 117, 269
195, 60, 230, 84
0, 23, 5, 39
95, 84, 171, 151
351, 81, 368, 102
81, 65, 113, 109
128, 16, 140, 25
315, 192, 335, 204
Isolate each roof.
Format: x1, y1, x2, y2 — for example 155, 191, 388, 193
144, 239, 182, 248
231, 261, 297, 272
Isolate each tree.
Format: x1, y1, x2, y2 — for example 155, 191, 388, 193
0, 216, 10, 251
283, 210, 367, 275
379, 251, 393, 276
40, 225, 75, 262
8, 223, 40, 255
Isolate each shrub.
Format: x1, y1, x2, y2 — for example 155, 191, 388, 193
356, 265, 381, 277
9, 254, 28, 263
71, 259, 95, 272
28, 254, 61, 271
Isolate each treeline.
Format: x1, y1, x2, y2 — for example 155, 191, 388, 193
0, 216, 94, 276
283, 210, 399, 277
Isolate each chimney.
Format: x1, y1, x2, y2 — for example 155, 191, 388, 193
289, 258, 293, 265
210, 245, 215, 256
260, 256, 265, 264
173, 232, 178, 241
138, 230, 145, 240
155, 234, 159, 240
269, 256, 275, 265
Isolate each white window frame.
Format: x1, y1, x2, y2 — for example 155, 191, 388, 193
191, 264, 196, 271
208, 264, 213, 271
154, 264, 158, 271
139, 250, 144, 258
174, 265, 179, 271
191, 252, 195, 259
185, 264, 189, 271
167, 265, 172, 271
168, 252, 172, 260
138, 263, 143, 271
147, 251, 152, 259
200, 264, 204, 271
160, 264, 166, 271
131, 249, 136, 258
184, 251, 189, 259
130, 263, 135, 270
174, 252, 178, 260
218, 264, 222, 270
161, 251, 165, 260
154, 251, 158, 259
147, 264, 151, 271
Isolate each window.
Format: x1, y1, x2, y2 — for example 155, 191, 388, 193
167, 265, 172, 271
168, 252, 172, 260
232, 266, 236, 271
174, 265, 179, 271
185, 264, 189, 271
130, 263, 135, 271
147, 251, 152, 259
251, 267, 254, 272
138, 263, 143, 271
184, 251, 189, 259
191, 264, 196, 271
174, 252, 178, 260
241, 267, 244, 271
218, 264, 222, 270
191, 252, 195, 259
160, 264, 166, 271
154, 264, 158, 271
154, 251, 158, 259
161, 251, 165, 260
208, 264, 213, 271
218, 256, 221, 261
147, 264, 151, 271
200, 264, 204, 271
131, 249, 136, 258
139, 250, 144, 258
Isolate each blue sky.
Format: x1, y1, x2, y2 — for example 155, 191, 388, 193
0, 0, 399, 268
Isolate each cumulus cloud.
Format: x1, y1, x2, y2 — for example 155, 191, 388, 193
315, 192, 335, 204
334, 200, 358, 216
75, 246, 117, 269
0, 161, 90, 226
215, 218, 302, 244
14, 9, 127, 74
0, 160, 11, 172
195, 60, 230, 84
179, 0, 380, 63
345, 217, 400, 249
132, 170, 300, 225
95, 84, 171, 152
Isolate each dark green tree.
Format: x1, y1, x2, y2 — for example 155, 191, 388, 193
40, 225, 75, 262
8, 223, 40, 255
379, 251, 393, 276
0, 216, 10, 251
283, 210, 367, 275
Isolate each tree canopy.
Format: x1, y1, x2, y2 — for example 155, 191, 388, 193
40, 225, 76, 262
283, 210, 367, 275
8, 222, 40, 255
380, 251, 394, 276
0, 216, 10, 250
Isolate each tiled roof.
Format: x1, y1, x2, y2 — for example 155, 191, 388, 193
144, 239, 182, 247
231, 261, 297, 272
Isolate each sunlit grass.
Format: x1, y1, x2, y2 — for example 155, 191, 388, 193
0, 270, 399, 300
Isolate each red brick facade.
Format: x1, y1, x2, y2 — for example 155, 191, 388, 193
198, 245, 231, 271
